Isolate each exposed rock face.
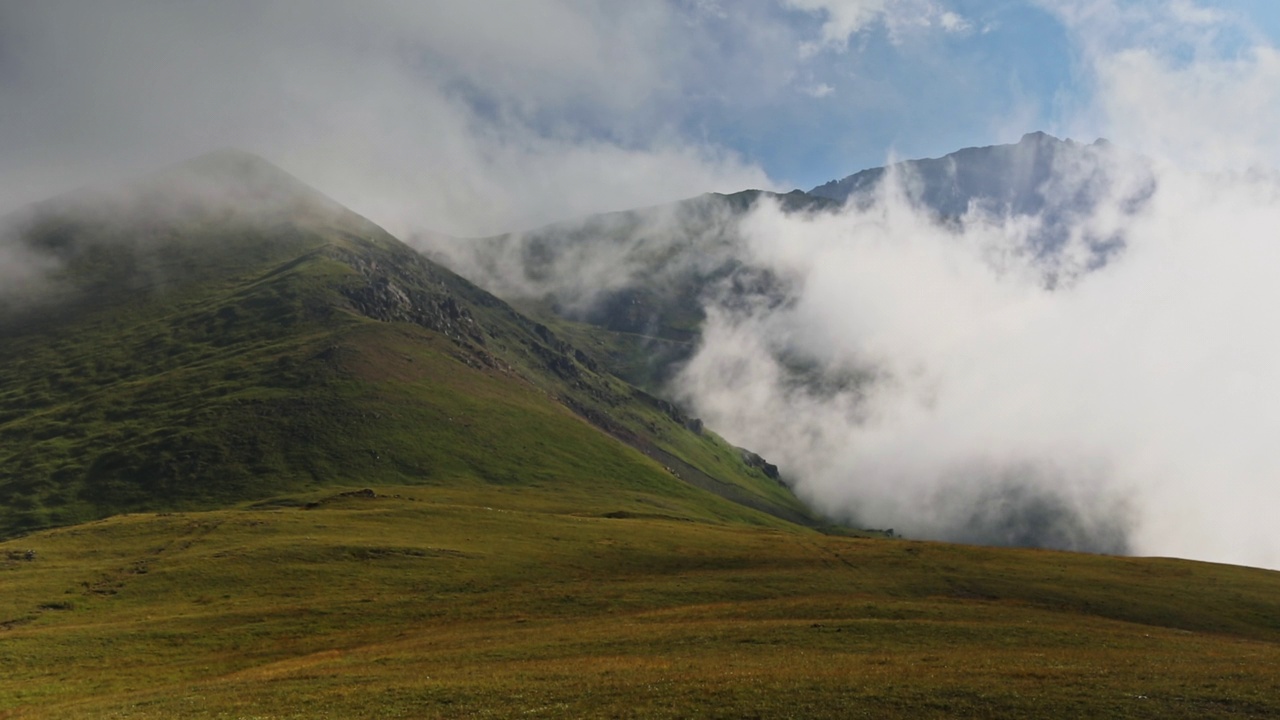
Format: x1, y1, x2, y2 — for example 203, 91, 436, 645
331, 245, 487, 347
738, 449, 780, 482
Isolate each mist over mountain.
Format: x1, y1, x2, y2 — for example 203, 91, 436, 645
426, 132, 1141, 363
425, 130, 1280, 570
421, 132, 1140, 397
421, 134, 1146, 554
810, 132, 1154, 266
811, 132, 1114, 213
420, 189, 836, 389
0, 151, 809, 537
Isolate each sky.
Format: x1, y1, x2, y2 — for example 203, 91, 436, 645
4, 0, 1280, 237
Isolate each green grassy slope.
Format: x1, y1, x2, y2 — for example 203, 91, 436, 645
2, 492, 1279, 718
0, 151, 813, 536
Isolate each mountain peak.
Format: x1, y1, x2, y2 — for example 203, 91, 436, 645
807, 131, 1115, 216
0, 146, 388, 328
167, 147, 290, 182
143, 148, 343, 217
1019, 130, 1058, 144
12, 147, 343, 230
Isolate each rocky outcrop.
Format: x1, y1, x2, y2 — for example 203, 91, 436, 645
738, 448, 780, 482
332, 244, 489, 347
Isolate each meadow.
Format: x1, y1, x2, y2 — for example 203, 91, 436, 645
3, 485, 1279, 718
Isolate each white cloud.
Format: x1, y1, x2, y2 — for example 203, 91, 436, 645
1093, 46, 1280, 173
783, 0, 971, 51
1039, 0, 1236, 59
1170, 0, 1225, 27
1043, 0, 1280, 172
785, 0, 890, 51
673, 147, 1280, 569
669, 0, 1280, 569
0, 1, 774, 237
939, 11, 970, 33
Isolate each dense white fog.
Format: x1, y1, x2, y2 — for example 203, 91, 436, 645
676, 157, 1280, 568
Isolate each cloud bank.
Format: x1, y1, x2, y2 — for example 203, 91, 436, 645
672, 3, 1280, 569
0, 1, 780, 238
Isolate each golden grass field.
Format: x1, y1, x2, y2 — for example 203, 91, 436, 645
3, 486, 1279, 718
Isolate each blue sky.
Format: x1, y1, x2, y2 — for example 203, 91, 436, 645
3, 1, 1280, 234
701, 1, 1079, 189
686, 0, 1280, 190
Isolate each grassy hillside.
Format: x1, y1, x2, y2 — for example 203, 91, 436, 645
3, 490, 1279, 718
0, 151, 813, 537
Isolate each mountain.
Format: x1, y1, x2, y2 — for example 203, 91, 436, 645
809, 131, 1105, 211
421, 189, 836, 394
423, 131, 1150, 415
0, 150, 815, 537
416, 133, 1161, 552
811, 131, 1152, 254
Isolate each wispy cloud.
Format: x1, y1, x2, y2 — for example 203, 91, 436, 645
803, 83, 837, 98
939, 11, 971, 33
783, 0, 972, 53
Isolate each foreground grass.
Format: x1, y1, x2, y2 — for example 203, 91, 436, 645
3, 488, 1279, 718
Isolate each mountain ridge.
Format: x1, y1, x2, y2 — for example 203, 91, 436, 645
0, 150, 815, 537
417, 131, 1157, 553
809, 131, 1115, 212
